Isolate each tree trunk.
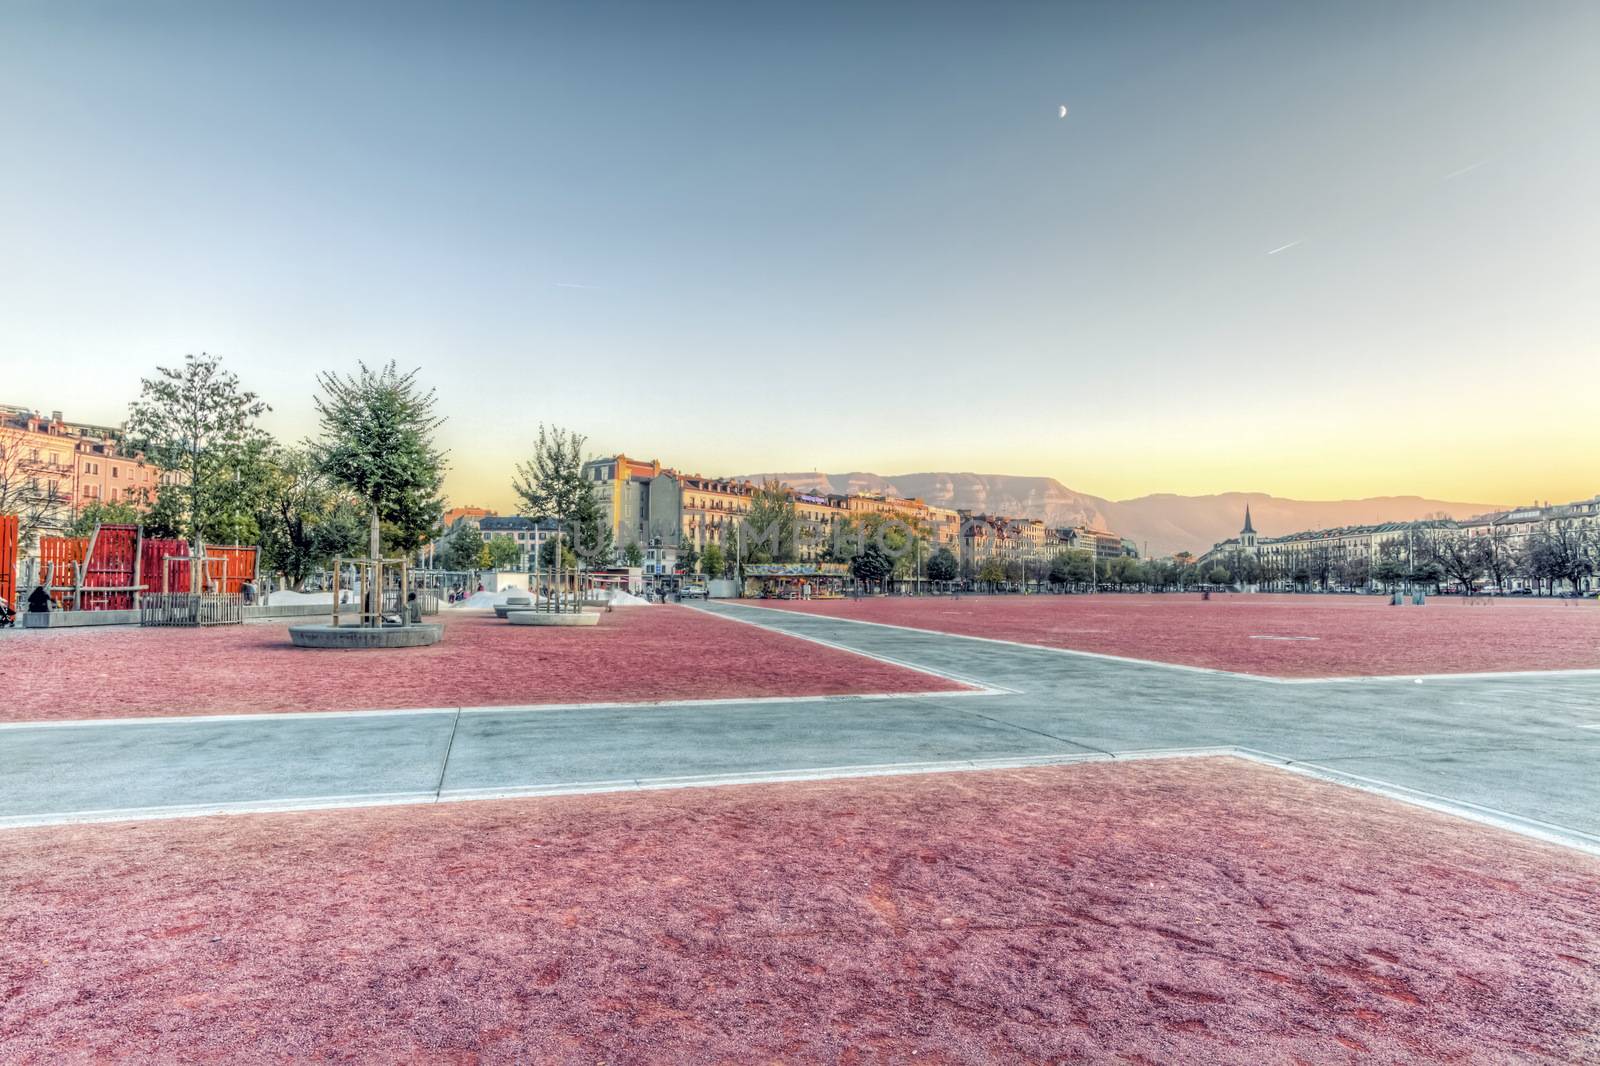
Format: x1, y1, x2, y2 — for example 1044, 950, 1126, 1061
369, 504, 382, 622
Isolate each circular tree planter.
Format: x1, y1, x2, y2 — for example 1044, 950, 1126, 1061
506, 611, 599, 627
289, 623, 444, 649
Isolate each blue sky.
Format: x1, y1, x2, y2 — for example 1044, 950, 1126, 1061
2, 1, 1596, 510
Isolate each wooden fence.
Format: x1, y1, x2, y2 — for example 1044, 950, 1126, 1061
140, 592, 245, 627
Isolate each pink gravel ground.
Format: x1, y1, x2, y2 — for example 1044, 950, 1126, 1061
2, 757, 1596, 1064
749, 593, 1600, 677
0, 607, 964, 723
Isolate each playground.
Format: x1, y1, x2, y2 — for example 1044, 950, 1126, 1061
3, 757, 1595, 1063
745, 592, 1600, 678
0, 605, 967, 723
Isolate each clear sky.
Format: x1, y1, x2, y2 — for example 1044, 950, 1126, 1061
3, 0, 1596, 512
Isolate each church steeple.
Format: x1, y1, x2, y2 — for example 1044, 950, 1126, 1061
1241, 505, 1255, 535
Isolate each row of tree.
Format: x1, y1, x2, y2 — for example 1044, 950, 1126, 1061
1206, 522, 1598, 594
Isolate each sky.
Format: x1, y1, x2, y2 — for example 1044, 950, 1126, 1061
2, 0, 1597, 513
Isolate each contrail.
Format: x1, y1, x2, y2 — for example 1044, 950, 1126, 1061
1266, 241, 1301, 256
1442, 160, 1488, 181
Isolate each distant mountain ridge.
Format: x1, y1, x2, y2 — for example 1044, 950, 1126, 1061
740, 471, 1506, 558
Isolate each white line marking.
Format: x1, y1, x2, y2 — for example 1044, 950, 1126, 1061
687, 603, 1016, 695
9, 746, 1594, 856
0, 684, 1005, 732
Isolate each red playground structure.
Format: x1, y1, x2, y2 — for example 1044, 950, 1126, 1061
31, 521, 258, 617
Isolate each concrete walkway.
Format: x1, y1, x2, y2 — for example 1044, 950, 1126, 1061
3, 600, 1597, 851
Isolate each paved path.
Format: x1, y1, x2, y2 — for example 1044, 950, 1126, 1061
4, 601, 1597, 850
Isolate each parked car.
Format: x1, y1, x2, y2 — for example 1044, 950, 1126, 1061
679, 584, 708, 599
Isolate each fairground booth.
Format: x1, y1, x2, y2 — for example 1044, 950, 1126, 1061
741, 562, 851, 600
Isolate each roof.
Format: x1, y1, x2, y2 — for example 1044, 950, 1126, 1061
743, 563, 851, 578
1241, 505, 1255, 535
480, 516, 558, 532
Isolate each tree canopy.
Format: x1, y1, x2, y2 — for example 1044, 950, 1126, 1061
126, 352, 270, 547
313, 362, 446, 554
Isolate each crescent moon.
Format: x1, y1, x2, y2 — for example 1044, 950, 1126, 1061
1058, 105, 1068, 118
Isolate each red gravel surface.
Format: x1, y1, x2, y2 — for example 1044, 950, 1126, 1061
749, 593, 1600, 677
3, 757, 1596, 1064
0, 607, 963, 723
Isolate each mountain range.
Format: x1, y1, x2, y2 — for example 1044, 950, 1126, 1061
739, 471, 1507, 558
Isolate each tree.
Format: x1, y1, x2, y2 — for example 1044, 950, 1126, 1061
977, 555, 1007, 588
67, 498, 142, 538
253, 446, 367, 590
1525, 519, 1593, 594
852, 542, 895, 590
1481, 524, 1519, 592
0, 426, 71, 552
438, 528, 486, 573
1373, 539, 1409, 592
126, 353, 270, 573
1206, 565, 1230, 585
1335, 555, 1371, 591
1425, 529, 1487, 594
513, 426, 609, 573
537, 536, 578, 572
484, 535, 521, 571
677, 540, 700, 576
315, 363, 447, 581
699, 542, 725, 580
742, 480, 798, 563
622, 541, 645, 568
926, 547, 959, 584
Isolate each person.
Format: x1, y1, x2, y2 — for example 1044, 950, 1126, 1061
407, 591, 421, 624
477, 582, 485, 593
27, 584, 52, 614
240, 580, 256, 606
0, 594, 14, 627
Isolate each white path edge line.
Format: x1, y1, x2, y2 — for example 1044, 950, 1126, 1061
686, 602, 1016, 695
0, 610, 1004, 731
6, 746, 1595, 858
714, 602, 1600, 686
0, 684, 1004, 732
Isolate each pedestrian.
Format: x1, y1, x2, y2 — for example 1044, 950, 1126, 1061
27, 584, 52, 614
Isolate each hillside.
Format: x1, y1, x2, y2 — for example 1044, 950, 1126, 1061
742, 471, 1504, 557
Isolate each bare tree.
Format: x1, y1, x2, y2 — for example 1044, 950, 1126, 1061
0, 425, 71, 554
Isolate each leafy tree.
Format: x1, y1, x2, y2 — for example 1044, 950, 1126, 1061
126, 353, 270, 565
314, 362, 446, 564
926, 547, 959, 583
977, 555, 1007, 588
1206, 565, 1230, 584
67, 498, 142, 538
742, 480, 798, 563
1409, 559, 1446, 593
253, 446, 365, 589
439, 528, 486, 573
851, 541, 895, 589
513, 425, 609, 570
537, 536, 578, 572
486, 535, 522, 571
676, 541, 700, 576
622, 541, 645, 568
699, 542, 725, 579
140, 483, 188, 540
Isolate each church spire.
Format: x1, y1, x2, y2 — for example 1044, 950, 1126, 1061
1241, 505, 1255, 535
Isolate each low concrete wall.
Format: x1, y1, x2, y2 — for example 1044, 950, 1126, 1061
22, 609, 141, 629
245, 604, 338, 620
289, 623, 444, 649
